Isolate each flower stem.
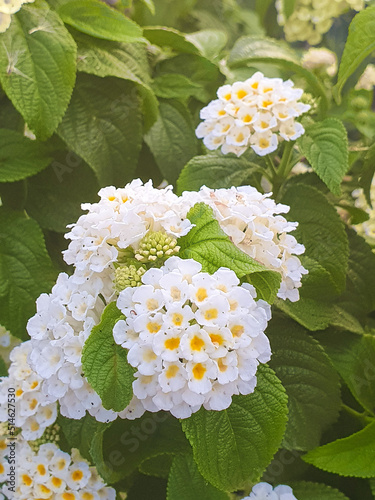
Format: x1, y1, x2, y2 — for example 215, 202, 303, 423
342, 404, 374, 426
277, 141, 295, 179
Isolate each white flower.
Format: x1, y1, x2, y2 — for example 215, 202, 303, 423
302, 48, 337, 76
0, 0, 35, 33
196, 73, 309, 157
242, 481, 298, 500
356, 64, 375, 91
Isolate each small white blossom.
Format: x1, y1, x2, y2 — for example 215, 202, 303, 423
242, 482, 298, 500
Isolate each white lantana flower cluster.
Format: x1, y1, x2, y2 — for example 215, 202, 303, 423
0, 0, 34, 33
276, 0, 364, 45
352, 176, 375, 245
0, 342, 57, 441
301, 48, 337, 77
23, 180, 306, 424
114, 257, 272, 419
195, 72, 310, 157
0, 438, 116, 500
182, 186, 308, 302
355, 64, 375, 91
242, 482, 298, 500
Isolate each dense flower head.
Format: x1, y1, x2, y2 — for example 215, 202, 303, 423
0, 342, 57, 440
0, 0, 35, 33
0, 437, 116, 500
23, 180, 306, 424
301, 48, 337, 77
352, 176, 375, 245
114, 257, 272, 418
276, 0, 364, 45
195, 73, 310, 157
242, 482, 298, 500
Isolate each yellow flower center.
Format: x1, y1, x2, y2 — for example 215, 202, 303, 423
192, 363, 206, 380
165, 337, 180, 350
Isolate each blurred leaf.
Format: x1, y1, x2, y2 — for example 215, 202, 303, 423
289, 481, 350, 500
152, 74, 203, 100
185, 30, 227, 61
144, 27, 200, 54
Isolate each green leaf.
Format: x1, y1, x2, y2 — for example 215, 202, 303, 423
227, 36, 328, 107
181, 365, 288, 492
289, 481, 350, 500
152, 74, 203, 100
167, 453, 229, 500
179, 203, 282, 303
140, 454, 173, 478
333, 6, 375, 103
144, 27, 200, 54
144, 101, 198, 185
0, 209, 56, 340
267, 315, 341, 451
90, 412, 190, 484
58, 413, 108, 462
57, 74, 142, 187
82, 302, 134, 413
0, 357, 8, 377
297, 119, 349, 195
176, 154, 260, 194
360, 143, 375, 207
185, 30, 227, 61
58, 0, 145, 43
319, 331, 375, 415
303, 420, 375, 478
73, 32, 158, 129
0, 0, 76, 140
0, 129, 51, 182
25, 161, 99, 233
283, 0, 297, 19
280, 183, 349, 296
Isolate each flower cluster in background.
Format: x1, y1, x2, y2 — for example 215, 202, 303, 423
352, 176, 375, 246
276, 0, 364, 45
195, 72, 310, 157
355, 64, 375, 91
114, 257, 272, 418
301, 48, 338, 77
0, 0, 34, 33
0, 342, 57, 440
0, 326, 19, 367
242, 482, 298, 499
0, 436, 116, 500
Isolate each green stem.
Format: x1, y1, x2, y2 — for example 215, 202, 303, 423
278, 141, 295, 178
342, 404, 374, 426
264, 155, 278, 179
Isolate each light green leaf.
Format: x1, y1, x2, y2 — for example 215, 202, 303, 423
333, 6, 375, 102
179, 203, 281, 303
0, 0, 77, 139
0, 209, 56, 340
144, 27, 200, 54
152, 74, 203, 100
25, 162, 99, 233
0, 129, 51, 182
289, 481, 350, 500
303, 420, 375, 478
57, 74, 142, 187
227, 36, 328, 106
185, 30, 227, 61
319, 331, 375, 415
74, 32, 158, 130
144, 101, 198, 185
58, 0, 145, 43
267, 315, 341, 451
181, 365, 287, 492
82, 302, 134, 413
298, 119, 349, 195
176, 154, 260, 194
167, 453, 229, 500
280, 183, 349, 296
283, 0, 297, 19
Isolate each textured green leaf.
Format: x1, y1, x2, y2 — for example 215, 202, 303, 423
0, 0, 76, 139
319, 331, 375, 415
140, 454, 173, 478
82, 302, 134, 413
144, 27, 200, 54
0, 209, 56, 340
227, 36, 328, 105
281, 184, 349, 296
90, 412, 190, 484
334, 6, 375, 102
144, 101, 198, 185
289, 481, 350, 500
181, 365, 288, 492
74, 32, 158, 129
58, 0, 145, 43
57, 74, 142, 187
152, 74, 203, 100
267, 315, 341, 451
25, 161, 99, 233
167, 453, 229, 500
185, 30, 227, 60
58, 413, 108, 462
176, 155, 259, 194
179, 203, 281, 303
303, 420, 375, 478
0, 129, 51, 182
298, 119, 349, 195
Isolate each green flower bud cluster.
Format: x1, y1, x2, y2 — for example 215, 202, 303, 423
114, 264, 146, 292
29, 423, 60, 453
134, 231, 180, 263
